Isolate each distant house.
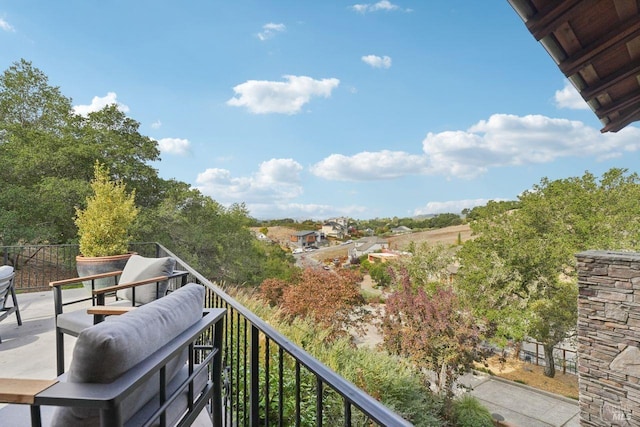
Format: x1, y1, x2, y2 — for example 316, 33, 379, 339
290, 230, 317, 248
390, 225, 412, 234
350, 236, 389, 258
321, 221, 347, 239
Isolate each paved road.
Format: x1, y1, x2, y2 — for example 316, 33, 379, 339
459, 372, 580, 426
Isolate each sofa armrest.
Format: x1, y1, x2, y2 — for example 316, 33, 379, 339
49, 271, 122, 289
87, 306, 136, 316
93, 275, 168, 298
0, 378, 57, 404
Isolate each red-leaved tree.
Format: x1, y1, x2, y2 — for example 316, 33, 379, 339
380, 268, 483, 396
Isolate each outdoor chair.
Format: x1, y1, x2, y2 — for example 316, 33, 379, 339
0, 265, 22, 343
0, 283, 226, 427
52, 255, 189, 375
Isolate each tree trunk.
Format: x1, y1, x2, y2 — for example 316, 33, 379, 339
543, 344, 556, 378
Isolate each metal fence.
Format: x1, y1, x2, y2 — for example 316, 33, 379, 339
519, 340, 577, 375
2, 243, 158, 292
2, 243, 412, 426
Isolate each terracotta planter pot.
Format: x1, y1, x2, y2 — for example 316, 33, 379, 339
76, 253, 134, 293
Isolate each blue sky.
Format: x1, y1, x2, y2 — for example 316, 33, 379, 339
2, 1, 640, 220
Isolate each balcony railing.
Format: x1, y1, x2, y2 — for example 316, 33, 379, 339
2, 243, 412, 426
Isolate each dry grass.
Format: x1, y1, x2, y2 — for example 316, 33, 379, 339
478, 355, 578, 400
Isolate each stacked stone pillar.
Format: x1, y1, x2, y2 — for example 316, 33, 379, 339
576, 250, 640, 426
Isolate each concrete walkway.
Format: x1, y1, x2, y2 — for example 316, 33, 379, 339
1, 290, 581, 426
459, 371, 580, 426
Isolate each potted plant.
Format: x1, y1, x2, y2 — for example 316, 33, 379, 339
74, 161, 139, 291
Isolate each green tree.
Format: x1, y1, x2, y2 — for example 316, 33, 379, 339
457, 169, 640, 377
402, 242, 455, 293
0, 60, 165, 244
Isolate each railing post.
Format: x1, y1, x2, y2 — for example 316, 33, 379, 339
250, 324, 260, 426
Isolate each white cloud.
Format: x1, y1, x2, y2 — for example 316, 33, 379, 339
554, 80, 589, 110
362, 54, 392, 69
157, 138, 190, 155
195, 158, 304, 204
0, 18, 14, 32
351, 1, 402, 13
413, 198, 500, 216
151, 120, 162, 129
248, 202, 367, 220
310, 150, 428, 181
73, 92, 130, 116
257, 22, 286, 41
227, 75, 340, 114
310, 114, 640, 181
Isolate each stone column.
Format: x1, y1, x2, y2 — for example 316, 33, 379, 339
576, 250, 640, 426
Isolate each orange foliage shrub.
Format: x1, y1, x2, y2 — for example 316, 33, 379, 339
260, 268, 368, 339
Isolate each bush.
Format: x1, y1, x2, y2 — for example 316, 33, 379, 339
451, 395, 494, 427
75, 162, 138, 257
234, 288, 445, 426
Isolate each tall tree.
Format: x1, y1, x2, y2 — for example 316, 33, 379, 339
0, 60, 165, 244
457, 168, 640, 377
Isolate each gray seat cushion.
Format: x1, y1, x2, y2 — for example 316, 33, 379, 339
51, 283, 205, 427
115, 255, 176, 304
56, 300, 134, 336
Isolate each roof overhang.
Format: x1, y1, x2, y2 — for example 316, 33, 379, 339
508, 0, 640, 132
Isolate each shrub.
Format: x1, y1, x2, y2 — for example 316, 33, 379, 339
451, 395, 494, 427
75, 162, 138, 257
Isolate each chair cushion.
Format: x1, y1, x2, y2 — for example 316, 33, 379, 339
51, 283, 205, 427
0, 265, 13, 280
56, 300, 134, 336
115, 255, 176, 304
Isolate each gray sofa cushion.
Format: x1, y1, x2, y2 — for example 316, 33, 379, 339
115, 255, 176, 304
51, 283, 205, 427
0, 265, 13, 280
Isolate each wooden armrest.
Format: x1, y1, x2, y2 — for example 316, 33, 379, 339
0, 378, 57, 404
49, 271, 123, 288
92, 275, 169, 296
87, 306, 136, 316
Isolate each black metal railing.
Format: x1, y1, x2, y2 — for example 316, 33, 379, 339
1, 243, 412, 426
2, 242, 158, 292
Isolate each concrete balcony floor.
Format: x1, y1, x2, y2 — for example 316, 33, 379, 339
0, 288, 87, 380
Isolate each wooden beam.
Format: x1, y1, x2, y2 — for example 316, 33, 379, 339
526, 0, 589, 41
581, 59, 640, 101
595, 89, 640, 117
601, 107, 640, 132
560, 15, 640, 76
